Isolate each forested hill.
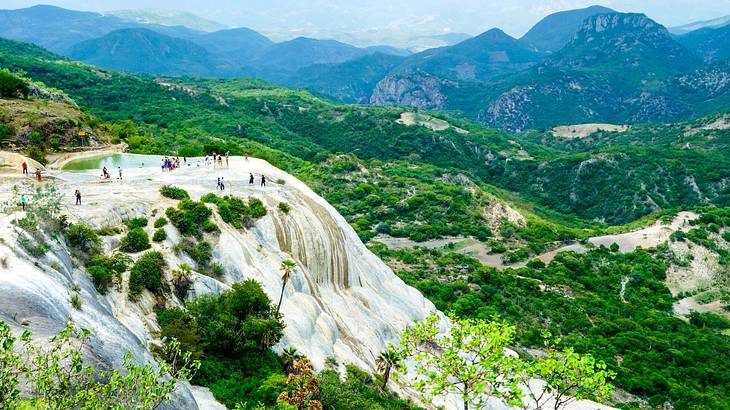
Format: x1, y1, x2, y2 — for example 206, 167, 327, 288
2, 35, 730, 410
1, 36, 729, 232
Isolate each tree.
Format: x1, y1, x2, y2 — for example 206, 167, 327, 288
277, 358, 323, 410
277, 259, 297, 315
520, 335, 615, 410
281, 347, 304, 374
375, 344, 402, 390
398, 313, 523, 410
0, 320, 199, 409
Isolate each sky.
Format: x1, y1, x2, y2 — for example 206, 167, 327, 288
4, 0, 730, 45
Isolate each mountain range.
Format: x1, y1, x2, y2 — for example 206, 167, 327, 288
2, 4, 730, 131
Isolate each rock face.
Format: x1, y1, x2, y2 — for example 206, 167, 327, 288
0, 154, 435, 408
370, 70, 454, 110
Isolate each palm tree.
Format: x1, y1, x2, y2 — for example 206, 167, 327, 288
280, 347, 303, 374
376, 345, 402, 390
276, 259, 297, 315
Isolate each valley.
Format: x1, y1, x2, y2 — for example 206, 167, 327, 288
0, 2, 729, 410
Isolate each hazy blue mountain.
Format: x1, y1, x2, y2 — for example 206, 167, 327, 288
669, 15, 730, 35
186, 27, 274, 57
68, 28, 216, 76
394, 28, 543, 81
678, 25, 730, 63
520, 5, 615, 52
287, 53, 406, 103
107, 8, 228, 32
251, 37, 373, 73
0, 5, 140, 53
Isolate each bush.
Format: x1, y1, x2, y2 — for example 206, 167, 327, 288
210, 262, 225, 277
215, 196, 267, 229
160, 185, 190, 200
177, 240, 213, 268
124, 217, 148, 229
166, 199, 213, 238
128, 251, 166, 299
66, 224, 101, 255
278, 202, 291, 214
153, 228, 167, 242
87, 265, 113, 294
0, 68, 29, 98
86, 253, 132, 293
97, 225, 122, 236
154, 217, 168, 228
120, 228, 151, 253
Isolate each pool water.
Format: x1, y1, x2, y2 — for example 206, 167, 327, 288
62, 154, 168, 171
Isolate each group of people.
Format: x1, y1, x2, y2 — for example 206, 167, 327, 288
21, 161, 43, 182
161, 157, 182, 171
249, 173, 266, 186
100, 166, 122, 180
205, 152, 229, 168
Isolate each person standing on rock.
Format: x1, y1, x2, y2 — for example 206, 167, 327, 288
118, 167, 123, 180
75, 189, 81, 205
20, 194, 27, 211
217, 177, 221, 190
225, 151, 229, 167
35, 168, 41, 182
21, 161, 28, 175
260, 175, 266, 187
220, 177, 225, 191
249, 173, 254, 185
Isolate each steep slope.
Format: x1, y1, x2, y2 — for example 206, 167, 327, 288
68, 28, 216, 77
678, 25, 730, 63
520, 5, 615, 52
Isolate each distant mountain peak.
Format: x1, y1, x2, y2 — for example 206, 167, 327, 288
520, 5, 616, 52
575, 12, 662, 37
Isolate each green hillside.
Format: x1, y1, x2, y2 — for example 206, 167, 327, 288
2, 33, 730, 410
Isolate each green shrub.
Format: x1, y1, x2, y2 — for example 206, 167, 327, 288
160, 185, 190, 200
166, 199, 213, 238
203, 221, 219, 233
25, 144, 46, 165
153, 217, 168, 228
278, 202, 291, 214
87, 253, 132, 293
153, 228, 167, 242
120, 228, 151, 253
200, 193, 220, 204
66, 224, 101, 255
215, 196, 267, 229
210, 262, 225, 277
128, 251, 166, 299
177, 240, 213, 268
87, 265, 113, 294
689, 311, 730, 330
124, 217, 148, 229
97, 226, 122, 236
0, 68, 29, 98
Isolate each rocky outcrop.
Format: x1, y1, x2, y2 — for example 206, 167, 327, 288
370, 70, 454, 110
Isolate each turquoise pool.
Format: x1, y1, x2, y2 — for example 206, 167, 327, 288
62, 154, 167, 171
